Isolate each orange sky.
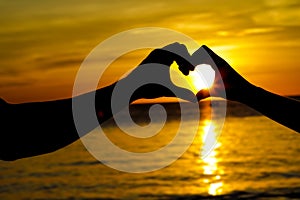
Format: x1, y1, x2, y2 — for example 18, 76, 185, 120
0, 0, 300, 103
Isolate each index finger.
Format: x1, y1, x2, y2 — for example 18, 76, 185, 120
162, 43, 194, 75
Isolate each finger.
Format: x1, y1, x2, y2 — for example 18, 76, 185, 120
162, 42, 190, 61
162, 42, 194, 75
140, 42, 182, 65
201, 45, 229, 69
201, 45, 218, 59
141, 48, 193, 75
201, 45, 226, 64
178, 65, 190, 76
140, 49, 173, 66
140, 43, 194, 76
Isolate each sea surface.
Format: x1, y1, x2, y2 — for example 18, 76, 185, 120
0, 100, 300, 200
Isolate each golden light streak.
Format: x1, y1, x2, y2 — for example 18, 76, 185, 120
201, 120, 224, 196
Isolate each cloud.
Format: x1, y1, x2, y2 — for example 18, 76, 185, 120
253, 7, 300, 26
263, 0, 300, 7
30, 54, 83, 70
1, 0, 300, 100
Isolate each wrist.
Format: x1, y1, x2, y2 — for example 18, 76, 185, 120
230, 83, 260, 104
116, 77, 143, 103
235, 84, 263, 105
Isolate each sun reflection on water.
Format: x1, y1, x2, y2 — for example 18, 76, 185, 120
201, 120, 223, 196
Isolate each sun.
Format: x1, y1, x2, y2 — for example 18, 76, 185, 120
170, 62, 215, 95
186, 64, 215, 94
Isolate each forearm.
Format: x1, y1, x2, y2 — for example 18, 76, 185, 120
0, 80, 137, 161
0, 96, 82, 160
94, 79, 141, 122
236, 86, 300, 133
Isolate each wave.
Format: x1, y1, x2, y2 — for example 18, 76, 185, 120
128, 100, 261, 123
139, 187, 300, 200
25, 187, 300, 200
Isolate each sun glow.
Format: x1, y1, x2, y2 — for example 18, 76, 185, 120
187, 64, 215, 94
170, 63, 215, 95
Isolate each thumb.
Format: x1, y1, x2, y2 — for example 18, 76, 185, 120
201, 45, 220, 60
196, 89, 211, 101
174, 86, 198, 103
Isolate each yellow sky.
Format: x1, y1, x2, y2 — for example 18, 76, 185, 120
0, 0, 300, 103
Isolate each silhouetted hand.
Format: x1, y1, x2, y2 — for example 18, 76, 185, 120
125, 42, 196, 102
194, 45, 300, 133
0, 42, 198, 161
195, 45, 254, 102
2, 43, 298, 161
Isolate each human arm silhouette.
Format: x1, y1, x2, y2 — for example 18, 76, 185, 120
0, 43, 194, 161
196, 45, 300, 133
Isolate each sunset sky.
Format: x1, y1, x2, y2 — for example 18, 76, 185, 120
1, 0, 300, 103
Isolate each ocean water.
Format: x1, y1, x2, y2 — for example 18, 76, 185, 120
0, 100, 300, 200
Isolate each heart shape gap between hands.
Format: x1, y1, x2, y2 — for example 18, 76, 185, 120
170, 63, 215, 95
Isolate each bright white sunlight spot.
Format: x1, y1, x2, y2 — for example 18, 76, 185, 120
188, 64, 215, 94
170, 63, 215, 95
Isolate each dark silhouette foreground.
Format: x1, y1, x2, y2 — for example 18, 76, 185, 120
0, 43, 299, 161
196, 46, 300, 133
